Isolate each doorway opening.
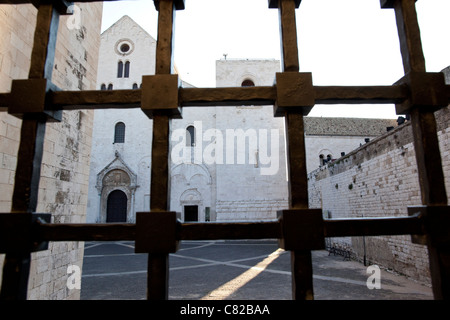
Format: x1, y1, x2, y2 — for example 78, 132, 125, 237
184, 205, 199, 222
106, 190, 128, 222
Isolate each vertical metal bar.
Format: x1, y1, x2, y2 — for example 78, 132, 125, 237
29, 4, 59, 80
150, 114, 170, 212
276, 0, 314, 300
11, 119, 46, 214
389, 0, 449, 299
409, 108, 447, 205
392, 0, 425, 74
286, 111, 314, 300
147, 253, 170, 300
155, 0, 176, 75
285, 113, 308, 209
146, 0, 177, 301
278, 0, 300, 72
291, 250, 314, 300
0, 4, 59, 300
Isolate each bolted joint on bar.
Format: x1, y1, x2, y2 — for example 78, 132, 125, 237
7, 79, 62, 122
408, 206, 450, 248
274, 72, 315, 117
141, 74, 182, 119
277, 209, 325, 251
154, 0, 185, 11
135, 211, 180, 254
393, 72, 447, 115
0, 213, 51, 253
269, 0, 302, 9
380, 0, 417, 9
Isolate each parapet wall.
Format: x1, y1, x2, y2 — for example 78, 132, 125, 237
308, 103, 449, 285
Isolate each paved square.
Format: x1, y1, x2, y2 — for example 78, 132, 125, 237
80, 240, 433, 300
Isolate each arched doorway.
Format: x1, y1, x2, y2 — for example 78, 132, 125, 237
96, 153, 138, 223
106, 190, 127, 222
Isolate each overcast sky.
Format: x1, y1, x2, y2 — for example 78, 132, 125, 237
101, 0, 450, 119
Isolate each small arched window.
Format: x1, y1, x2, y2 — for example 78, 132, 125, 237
100, 83, 106, 90
132, 83, 138, 89
186, 125, 195, 147
117, 61, 123, 78
114, 122, 126, 143
124, 61, 130, 78
241, 79, 255, 87
107, 83, 113, 90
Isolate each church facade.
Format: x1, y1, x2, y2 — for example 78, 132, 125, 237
86, 16, 397, 224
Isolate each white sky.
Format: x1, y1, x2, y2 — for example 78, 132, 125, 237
100, 0, 450, 119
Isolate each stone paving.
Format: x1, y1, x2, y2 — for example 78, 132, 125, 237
80, 240, 433, 301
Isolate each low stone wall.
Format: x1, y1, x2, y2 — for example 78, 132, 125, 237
216, 199, 289, 221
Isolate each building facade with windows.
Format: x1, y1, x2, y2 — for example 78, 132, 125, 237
87, 16, 153, 223
86, 16, 397, 224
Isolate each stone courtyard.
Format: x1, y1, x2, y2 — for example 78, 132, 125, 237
80, 240, 433, 301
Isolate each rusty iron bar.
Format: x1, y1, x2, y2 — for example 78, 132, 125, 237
179, 86, 277, 106
384, 0, 448, 202
35, 222, 137, 241
6, 82, 450, 111
47, 84, 410, 109
382, 0, 449, 300
179, 221, 282, 240
49, 89, 142, 110
32, 213, 423, 242
274, 0, 315, 300
141, 0, 182, 301
323, 213, 424, 238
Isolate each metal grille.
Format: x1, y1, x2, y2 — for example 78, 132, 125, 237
0, 0, 449, 301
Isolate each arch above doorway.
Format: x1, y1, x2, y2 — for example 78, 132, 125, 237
96, 152, 138, 222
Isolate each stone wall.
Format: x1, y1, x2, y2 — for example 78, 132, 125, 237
214, 59, 290, 221
308, 98, 449, 284
304, 117, 398, 173
0, 3, 102, 299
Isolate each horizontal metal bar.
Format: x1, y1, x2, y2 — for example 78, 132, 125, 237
314, 85, 408, 105
179, 86, 277, 107
49, 89, 141, 110
32, 214, 424, 243
324, 213, 424, 238
2, 84, 421, 113
179, 221, 281, 240
35, 221, 280, 242
47, 85, 409, 110
36, 222, 136, 241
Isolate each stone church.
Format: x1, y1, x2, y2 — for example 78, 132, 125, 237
86, 15, 397, 224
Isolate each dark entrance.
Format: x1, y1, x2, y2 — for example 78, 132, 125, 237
106, 190, 127, 222
184, 205, 198, 222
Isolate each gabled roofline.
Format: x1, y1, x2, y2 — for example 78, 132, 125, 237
101, 15, 156, 42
